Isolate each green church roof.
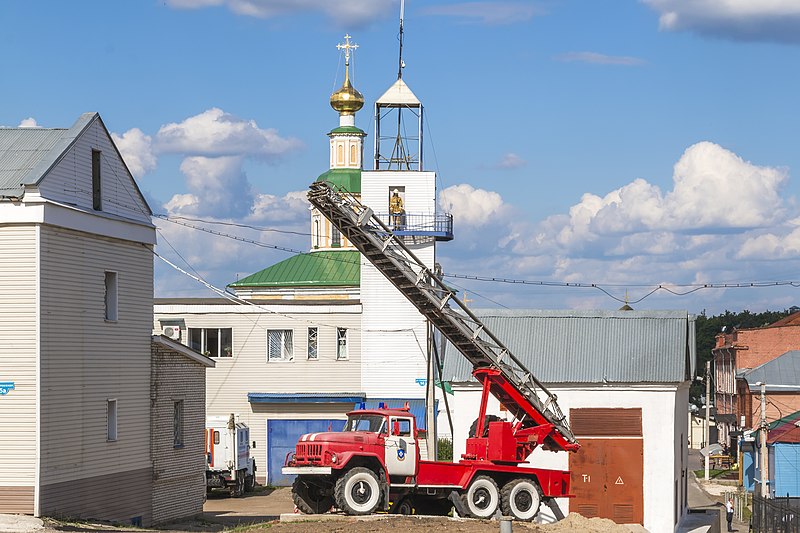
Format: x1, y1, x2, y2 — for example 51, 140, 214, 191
229, 250, 360, 288
315, 168, 361, 194
329, 125, 366, 135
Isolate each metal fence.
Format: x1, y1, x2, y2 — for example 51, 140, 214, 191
752, 493, 800, 533
724, 490, 748, 522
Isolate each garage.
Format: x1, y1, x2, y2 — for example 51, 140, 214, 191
569, 408, 643, 525
266, 419, 346, 486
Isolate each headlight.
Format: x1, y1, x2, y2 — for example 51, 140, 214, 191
331, 453, 338, 464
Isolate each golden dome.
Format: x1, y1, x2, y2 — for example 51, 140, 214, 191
330, 75, 364, 115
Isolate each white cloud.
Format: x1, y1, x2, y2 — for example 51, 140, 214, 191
112, 128, 157, 178
420, 2, 541, 25
555, 52, 646, 66
166, 156, 254, 218
166, 0, 394, 26
249, 190, 309, 223
18, 117, 39, 128
496, 153, 526, 169
643, 0, 800, 43
156, 108, 302, 160
440, 184, 508, 227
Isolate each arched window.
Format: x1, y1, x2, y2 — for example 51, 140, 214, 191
350, 144, 357, 166
313, 218, 320, 248
337, 144, 344, 165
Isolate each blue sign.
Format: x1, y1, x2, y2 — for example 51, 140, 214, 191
415, 378, 427, 386
397, 449, 406, 461
0, 382, 15, 395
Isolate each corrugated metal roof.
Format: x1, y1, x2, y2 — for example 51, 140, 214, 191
316, 168, 362, 193
743, 350, 800, 391
0, 112, 97, 196
229, 250, 360, 288
248, 392, 366, 404
440, 309, 693, 385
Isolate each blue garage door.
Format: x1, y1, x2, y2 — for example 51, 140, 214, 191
267, 419, 346, 486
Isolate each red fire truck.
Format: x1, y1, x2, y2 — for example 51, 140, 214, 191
282, 182, 580, 520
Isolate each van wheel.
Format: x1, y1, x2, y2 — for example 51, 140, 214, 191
460, 475, 499, 518
335, 467, 381, 515
501, 478, 541, 521
391, 497, 414, 515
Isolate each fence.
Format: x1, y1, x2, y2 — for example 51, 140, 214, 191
752, 493, 800, 533
723, 490, 748, 522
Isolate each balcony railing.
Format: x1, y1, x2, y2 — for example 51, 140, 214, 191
373, 212, 454, 241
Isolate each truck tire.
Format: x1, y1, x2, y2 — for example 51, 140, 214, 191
230, 472, 245, 497
335, 467, 381, 515
414, 497, 452, 516
501, 478, 541, 521
293, 477, 334, 514
460, 475, 499, 518
468, 415, 502, 438
244, 474, 255, 493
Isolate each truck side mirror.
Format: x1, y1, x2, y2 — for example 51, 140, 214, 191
252, 441, 256, 448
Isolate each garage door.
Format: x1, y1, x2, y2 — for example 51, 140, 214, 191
267, 419, 346, 486
569, 408, 643, 525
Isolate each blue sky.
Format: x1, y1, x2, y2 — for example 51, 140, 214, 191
4, 0, 800, 315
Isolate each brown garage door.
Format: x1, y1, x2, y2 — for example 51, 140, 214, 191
569, 408, 643, 525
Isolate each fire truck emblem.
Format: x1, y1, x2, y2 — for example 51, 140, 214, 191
397, 449, 406, 461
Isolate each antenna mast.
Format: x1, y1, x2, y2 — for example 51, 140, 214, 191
397, 0, 405, 80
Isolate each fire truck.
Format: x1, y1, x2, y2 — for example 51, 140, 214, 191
282, 182, 580, 520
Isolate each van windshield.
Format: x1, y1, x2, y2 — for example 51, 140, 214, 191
344, 414, 386, 433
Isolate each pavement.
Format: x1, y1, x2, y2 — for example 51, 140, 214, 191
0, 515, 43, 533
684, 449, 749, 533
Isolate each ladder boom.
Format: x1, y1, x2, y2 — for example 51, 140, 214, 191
308, 181, 579, 452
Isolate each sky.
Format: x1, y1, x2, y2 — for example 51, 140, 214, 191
3, 0, 800, 316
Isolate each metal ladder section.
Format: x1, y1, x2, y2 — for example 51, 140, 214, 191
308, 182, 578, 453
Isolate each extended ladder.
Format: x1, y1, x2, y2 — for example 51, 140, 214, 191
308, 181, 579, 453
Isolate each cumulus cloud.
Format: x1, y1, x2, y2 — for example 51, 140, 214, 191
249, 190, 309, 223
18, 117, 39, 127
112, 128, 157, 178
643, 0, 800, 43
156, 108, 302, 160
555, 52, 646, 66
420, 2, 541, 25
440, 184, 508, 227
495, 153, 526, 169
166, 0, 394, 26
164, 156, 254, 218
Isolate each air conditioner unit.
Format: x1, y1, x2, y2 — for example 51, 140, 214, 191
162, 326, 181, 340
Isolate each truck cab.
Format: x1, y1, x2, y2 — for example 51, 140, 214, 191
283, 406, 419, 514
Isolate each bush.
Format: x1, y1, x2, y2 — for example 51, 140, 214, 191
437, 437, 453, 461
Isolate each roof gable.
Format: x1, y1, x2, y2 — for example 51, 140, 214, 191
229, 250, 360, 288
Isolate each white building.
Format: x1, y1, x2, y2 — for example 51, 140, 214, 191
0, 113, 158, 524
440, 309, 695, 532
153, 36, 452, 486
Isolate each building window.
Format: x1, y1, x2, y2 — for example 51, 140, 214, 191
308, 327, 318, 360
313, 218, 321, 249
188, 328, 233, 357
92, 149, 102, 211
337, 144, 344, 165
337, 327, 348, 360
350, 144, 357, 166
104, 271, 118, 321
331, 226, 341, 247
173, 400, 184, 447
268, 329, 293, 361
107, 399, 117, 441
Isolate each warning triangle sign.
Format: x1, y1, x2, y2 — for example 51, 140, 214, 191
615, 476, 624, 485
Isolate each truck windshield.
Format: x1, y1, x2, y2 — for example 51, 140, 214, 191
343, 414, 386, 433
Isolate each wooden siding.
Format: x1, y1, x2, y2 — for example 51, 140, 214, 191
360, 171, 437, 399
39, 226, 153, 486
0, 486, 35, 514
150, 345, 207, 525
37, 119, 150, 224
153, 304, 362, 480
0, 226, 38, 487
39, 467, 152, 526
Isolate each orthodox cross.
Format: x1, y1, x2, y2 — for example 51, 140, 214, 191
337, 34, 359, 65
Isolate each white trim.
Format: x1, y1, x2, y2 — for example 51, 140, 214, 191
33, 224, 41, 517
155, 304, 362, 314
281, 467, 333, 475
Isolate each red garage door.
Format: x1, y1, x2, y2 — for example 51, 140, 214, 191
569, 408, 643, 525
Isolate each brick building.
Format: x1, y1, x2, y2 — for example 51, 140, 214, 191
150, 335, 214, 525
713, 312, 800, 449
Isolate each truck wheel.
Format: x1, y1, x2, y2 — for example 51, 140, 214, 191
501, 478, 541, 521
335, 467, 381, 515
414, 497, 452, 516
230, 472, 245, 497
390, 497, 413, 515
460, 475, 499, 518
244, 474, 255, 493
293, 477, 334, 514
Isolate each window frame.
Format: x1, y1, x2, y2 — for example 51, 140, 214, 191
188, 327, 233, 357
307, 327, 318, 360
107, 398, 118, 442
267, 329, 294, 362
336, 327, 348, 360
173, 399, 184, 448
104, 271, 118, 322
92, 149, 102, 211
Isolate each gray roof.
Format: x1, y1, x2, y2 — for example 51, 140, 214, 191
440, 309, 694, 385
0, 112, 96, 196
742, 350, 800, 392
